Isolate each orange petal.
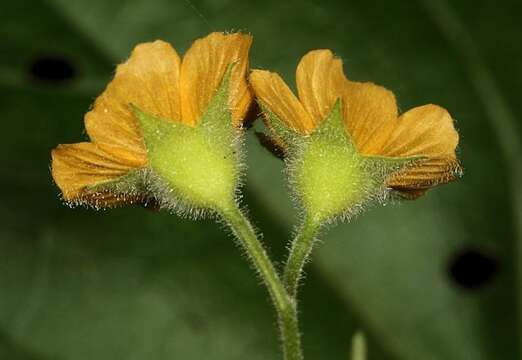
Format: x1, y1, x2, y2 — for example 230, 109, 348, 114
380, 104, 460, 193
296, 49, 346, 124
180, 32, 253, 126
380, 104, 458, 158
342, 81, 398, 155
250, 69, 314, 134
85, 40, 182, 154
51, 142, 145, 205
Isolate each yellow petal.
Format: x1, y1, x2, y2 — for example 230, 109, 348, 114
380, 104, 461, 193
85, 40, 182, 153
341, 81, 398, 155
51, 142, 145, 205
380, 104, 458, 157
296, 49, 346, 124
180, 32, 253, 126
250, 69, 314, 134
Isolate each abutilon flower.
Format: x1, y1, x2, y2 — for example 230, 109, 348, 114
250, 49, 461, 223
51, 32, 252, 212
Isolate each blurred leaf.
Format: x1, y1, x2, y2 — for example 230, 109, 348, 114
1, 0, 520, 359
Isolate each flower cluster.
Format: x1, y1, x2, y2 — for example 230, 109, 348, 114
50, 32, 463, 360
51, 32, 461, 220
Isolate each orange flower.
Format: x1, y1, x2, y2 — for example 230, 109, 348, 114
250, 49, 461, 198
52, 32, 252, 207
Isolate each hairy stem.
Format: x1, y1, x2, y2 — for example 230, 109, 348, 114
220, 206, 303, 360
283, 217, 320, 299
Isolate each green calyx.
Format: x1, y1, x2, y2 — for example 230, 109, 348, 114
263, 99, 418, 225
84, 67, 242, 215
132, 68, 241, 215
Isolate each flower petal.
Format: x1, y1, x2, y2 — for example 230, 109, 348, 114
296, 49, 346, 124
380, 104, 461, 193
51, 142, 145, 205
250, 69, 314, 134
387, 157, 462, 193
380, 104, 458, 158
341, 81, 398, 155
85, 40, 182, 153
180, 32, 253, 126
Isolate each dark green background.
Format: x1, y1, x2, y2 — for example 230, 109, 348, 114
1, 0, 521, 359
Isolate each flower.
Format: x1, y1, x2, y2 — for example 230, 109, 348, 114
250, 49, 461, 201
52, 32, 253, 209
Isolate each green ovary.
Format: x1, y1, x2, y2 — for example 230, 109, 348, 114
149, 130, 238, 209
296, 140, 370, 223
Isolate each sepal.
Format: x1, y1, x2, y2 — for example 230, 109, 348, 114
130, 70, 243, 216
75, 168, 151, 209
259, 103, 303, 151
286, 100, 419, 225
308, 99, 355, 149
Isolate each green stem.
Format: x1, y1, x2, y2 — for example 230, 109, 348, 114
220, 205, 303, 360
283, 217, 320, 299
